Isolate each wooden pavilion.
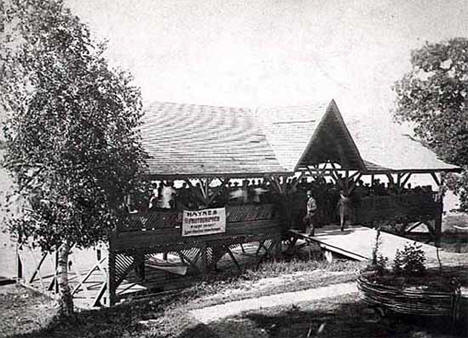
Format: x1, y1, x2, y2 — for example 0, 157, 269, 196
259, 100, 460, 242
14, 99, 461, 308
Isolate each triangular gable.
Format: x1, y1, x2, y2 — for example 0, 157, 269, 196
256, 102, 329, 171
295, 100, 366, 171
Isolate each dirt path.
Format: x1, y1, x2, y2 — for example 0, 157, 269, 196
190, 281, 358, 324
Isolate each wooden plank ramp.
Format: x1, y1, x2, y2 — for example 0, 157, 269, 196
290, 224, 439, 262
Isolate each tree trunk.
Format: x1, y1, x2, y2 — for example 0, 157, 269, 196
57, 241, 74, 316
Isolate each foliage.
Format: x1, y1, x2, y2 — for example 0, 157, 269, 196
371, 229, 382, 265
392, 242, 426, 276
393, 38, 468, 211
374, 255, 389, 275
0, 0, 147, 252
366, 229, 389, 274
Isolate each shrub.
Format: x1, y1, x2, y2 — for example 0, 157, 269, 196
392, 242, 426, 276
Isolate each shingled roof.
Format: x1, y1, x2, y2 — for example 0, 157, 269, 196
141, 100, 459, 178
257, 100, 460, 174
257, 100, 366, 171
255, 102, 328, 171
141, 102, 290, 177
345, 117, 460, 173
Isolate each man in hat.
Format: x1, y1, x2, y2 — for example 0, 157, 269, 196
304, 190, 317, 236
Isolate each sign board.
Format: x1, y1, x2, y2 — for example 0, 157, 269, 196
182, 207, 226, 237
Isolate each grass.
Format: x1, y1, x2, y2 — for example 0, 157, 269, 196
0, 284, 56, 337
0, 256, 364, 338
181, 293, 468, 338
443, 213, 468, 233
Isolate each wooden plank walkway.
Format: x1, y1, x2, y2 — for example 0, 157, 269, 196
290, 224, 439, 262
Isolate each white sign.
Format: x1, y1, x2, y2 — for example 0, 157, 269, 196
182, 207, 226, 237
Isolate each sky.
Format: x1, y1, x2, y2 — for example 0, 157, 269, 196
64, 0, 468, 124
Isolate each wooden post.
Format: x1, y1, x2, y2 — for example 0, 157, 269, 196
435, 198, 443, 247
134, 251, 145, 281
200, 243, 208, 276
50, 250, 59, 293
16, 246, 22, 280
345, 170, 349, 193
431, 172, 444, 247
274, 236, 282, 259
107, 233, 117, 307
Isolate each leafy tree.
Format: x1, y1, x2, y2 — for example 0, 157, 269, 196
393, 38, 468, 210
0, 0, 147, 315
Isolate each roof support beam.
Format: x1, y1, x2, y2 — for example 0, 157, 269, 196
292, 171, 306, 190
386, 174, 395, 186
400, 173, 412, 192
329, 162, 345, 190
431, 172, 441, 186
347, 173, 362, 194
207, 177, 231, 206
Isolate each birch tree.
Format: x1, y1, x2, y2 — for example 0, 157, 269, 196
0, 0, 147, 315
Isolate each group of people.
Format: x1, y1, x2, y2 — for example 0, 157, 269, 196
129, 177, 435, 236
135, 179, 277, 212
297, 178, 436, 236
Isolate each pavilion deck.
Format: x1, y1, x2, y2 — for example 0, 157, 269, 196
23, 241, 274, 309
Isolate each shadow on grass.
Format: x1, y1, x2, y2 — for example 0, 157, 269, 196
247, 302, 468, 338
177, 300, 468, 338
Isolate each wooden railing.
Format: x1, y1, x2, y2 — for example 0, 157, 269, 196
111, 203, 282, 252
355, 192, 441, 224
118, 203, 277, 232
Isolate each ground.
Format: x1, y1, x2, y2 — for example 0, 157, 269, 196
181, 294, 466, 338
0, 284, 56, 337
1, 257, 467, 338
1, 214, 468, 337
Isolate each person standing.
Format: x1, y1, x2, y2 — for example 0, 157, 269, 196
337, 190, 352, 231
304, 190, 317, 236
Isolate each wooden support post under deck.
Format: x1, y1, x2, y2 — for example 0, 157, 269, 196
274, 236, 282, 260
200, 243, 208, 276
107, 234, 117, 307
